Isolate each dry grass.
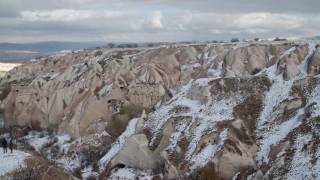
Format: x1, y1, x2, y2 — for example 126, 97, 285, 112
189, 162, 221, 180
5, 155, 77, 180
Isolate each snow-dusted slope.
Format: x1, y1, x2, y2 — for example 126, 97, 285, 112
1, 40, 320, 179
0, 150, 30, 176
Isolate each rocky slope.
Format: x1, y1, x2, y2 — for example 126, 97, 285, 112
0, 40, 320, 179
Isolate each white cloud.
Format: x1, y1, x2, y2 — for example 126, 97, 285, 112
21, 9, 92, 22
234, 13, 304, 32
1, 1, 320, 42
20, 9, 137, 22
150, 11, 163, 29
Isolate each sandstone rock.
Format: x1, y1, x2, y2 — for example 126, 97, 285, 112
308, 46, 320, 75
110, 134, 160, 170
1, 41, 320, 179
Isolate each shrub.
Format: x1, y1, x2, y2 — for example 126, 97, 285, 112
0, 83, 11, 100
105, 114, 130, 138
119, 104, 144, 119
274, 37, 287, 41
94, 50, 103, 57
5, 157, 48, 180
105, 104, 144, 138
73, 167, 82, 178
231, 38, 240, 43
189, 162, 221, 180
30, 120, 41, 131
108, 43, 115, 48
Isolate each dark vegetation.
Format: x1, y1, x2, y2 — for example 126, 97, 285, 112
105, 104, 144, 138
4, 156, 74, 180
189, 162, 221, 180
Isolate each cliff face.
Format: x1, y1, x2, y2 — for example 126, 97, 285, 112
1, 40, 320, 179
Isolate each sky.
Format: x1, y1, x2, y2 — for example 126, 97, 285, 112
0, 0, 319, 43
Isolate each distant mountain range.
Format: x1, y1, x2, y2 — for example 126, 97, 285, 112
0, 41, 107, 62
1, 36, 318, 63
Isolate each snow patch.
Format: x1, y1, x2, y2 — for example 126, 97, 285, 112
257, 108, 305, 163
284, 134, 320, 179
189, 129, 228, 171
99, 118, 139, 169
109, 168, 154, 180
298, 41, 317, 75
0, 150, 30, 176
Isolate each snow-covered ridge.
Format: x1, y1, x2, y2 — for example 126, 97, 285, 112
1, 40, 320, 179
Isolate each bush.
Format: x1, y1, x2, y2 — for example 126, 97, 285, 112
30, 120, 42, 131
94, 50, 103, 57
274, 37, 287, 41
0, 83, 11, 100
5, 157, 48, 180
231, 38, 240, 43
119, 104, 144, 119
108, 43, 115, 48
105, 104, 144, 138
105, 114, 130, 138
189, 162, 221, 180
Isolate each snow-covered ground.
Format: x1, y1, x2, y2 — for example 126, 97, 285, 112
109, 168, 155, 180
0, 149, 30, 176
99, 118, 139, 168
0, 63, 20, 72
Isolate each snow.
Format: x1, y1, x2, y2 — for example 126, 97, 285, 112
99, 118, 139, 169
309, 85, 320, 118
110, 168, 136, 180
145, 77, 242, 171
279, 46, 296, 59
256, 62, 294, 163
257, 74, 293, 130
191, 63, 201, 69
24, 132, 79, 172
185, 97, 240, 158
56, 155, 81, 172
27, 135, 50, 152
0, 150, 30, 176
257, 108, 305, 163
189, 129, 228, 171
298, 41, 317, 75
81, 166, 99, 179
97, 83, 112, 97
284, 134, 319, 180
207, 61, 223, 78
232, 42, 250, 49
109, 168, 154, 180
255, 46, 320, 164
267, 53, 274, 61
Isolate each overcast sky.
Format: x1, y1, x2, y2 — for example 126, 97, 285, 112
0, 0, 319, 43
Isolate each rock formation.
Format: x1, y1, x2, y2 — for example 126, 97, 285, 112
1, 40, 320, 179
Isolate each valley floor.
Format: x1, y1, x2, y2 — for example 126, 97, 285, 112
0, 149, 30, 176
0, 62, 20, 77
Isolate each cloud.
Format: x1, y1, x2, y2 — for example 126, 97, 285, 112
150, 11, 163, 29
0, 0, 319, 42
21, 9, 93, 22
234, 13, 304, 31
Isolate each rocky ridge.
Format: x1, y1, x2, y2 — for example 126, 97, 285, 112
0, 40, 320, 179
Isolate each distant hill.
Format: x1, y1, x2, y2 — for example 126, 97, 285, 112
0, 41, 106, 62
305, 36, 320, 40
